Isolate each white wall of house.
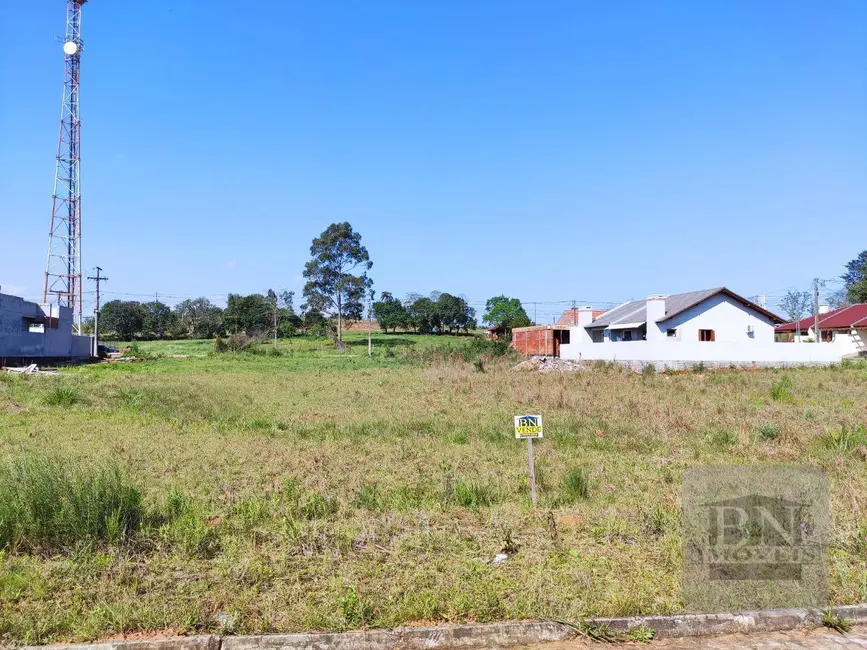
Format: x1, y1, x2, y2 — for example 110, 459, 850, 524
649, 293, 777, 344
560, 336, 846, 366
788, 328, 865, 356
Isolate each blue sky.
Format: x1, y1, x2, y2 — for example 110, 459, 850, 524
2, 1, 865, 322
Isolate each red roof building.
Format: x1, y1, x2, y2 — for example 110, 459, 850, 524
775, 304, 867, 333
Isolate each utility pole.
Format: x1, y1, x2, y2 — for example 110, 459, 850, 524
273, 293, 278, 347
367, 291, 374, 357
572, 300, 576, 325
87, 266, 107, 356
813, 278, 821, 344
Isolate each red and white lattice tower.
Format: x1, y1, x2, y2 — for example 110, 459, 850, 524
43, 0, 86, 333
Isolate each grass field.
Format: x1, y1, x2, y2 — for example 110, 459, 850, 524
1, 333, 866, 645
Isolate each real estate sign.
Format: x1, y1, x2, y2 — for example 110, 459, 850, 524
514, 414, 543, 439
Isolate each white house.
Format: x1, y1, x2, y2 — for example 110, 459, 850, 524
560, 287, 848, 368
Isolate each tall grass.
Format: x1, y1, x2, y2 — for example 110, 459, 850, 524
42, 385, 81, 407
0, 454, 145, 552
562, 466, 590, 502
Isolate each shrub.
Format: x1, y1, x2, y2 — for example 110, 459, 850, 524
641, 364, 656, 377
691, 362, 705, 374
225, 332, 263, 352
42, 385, 80, 407
0, 454, 145, 552
459, 337, 511, 361
213, 334, 227, 352
472, 357, 485, 373
562, 467, 590, 502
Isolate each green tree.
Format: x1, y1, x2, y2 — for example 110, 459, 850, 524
142, 301, 177, 339
373, 291, 408, 332
408, 296, 439, 334
100, 300, 146, 340
174, 298, 223, 339
482, 295, 532, 334
780, 290, 812, 338
302, 310, 329, 337
436, 293, 476, 334
224, 294, 273, 334
842, 251, 867, 304
302, 222, 373, 342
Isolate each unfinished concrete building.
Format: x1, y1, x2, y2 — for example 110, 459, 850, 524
0, 293, 91, 362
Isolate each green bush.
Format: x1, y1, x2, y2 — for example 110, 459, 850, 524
0, 454, 145, 552
459, 337, 511, 361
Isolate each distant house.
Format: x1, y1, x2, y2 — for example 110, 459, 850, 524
558, 287, 847, 368
485, 324, 506, 340
775, 304, 867, 356
578, 287, 783, 344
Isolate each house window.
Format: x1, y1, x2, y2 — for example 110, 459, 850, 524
623, 331, 633, 341
666, 328, 677, 337
699, 329, 715, 342
560, 330, 570, 345
591, 330, 604, 343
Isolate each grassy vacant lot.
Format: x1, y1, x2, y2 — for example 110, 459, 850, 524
1, 333, 866, 644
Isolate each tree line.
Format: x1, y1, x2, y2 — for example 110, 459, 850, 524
93, 221, 537, 341
97, 291, 318, 341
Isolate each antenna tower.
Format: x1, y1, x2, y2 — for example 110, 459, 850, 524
43, 0, 87, 333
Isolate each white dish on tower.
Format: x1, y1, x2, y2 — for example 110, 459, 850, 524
63, 41, 79, 56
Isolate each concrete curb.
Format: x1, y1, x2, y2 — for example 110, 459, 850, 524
19, 604, 867, 650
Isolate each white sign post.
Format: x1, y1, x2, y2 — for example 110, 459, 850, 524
514, 415, 543, 507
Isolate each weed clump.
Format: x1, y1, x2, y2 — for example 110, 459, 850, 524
562, 467, 590, 502
452, 480, 498, 508
42, 385, 81, 407
758, 424, 780, 441
770, 375, 794, 403
824, 424, 867, 453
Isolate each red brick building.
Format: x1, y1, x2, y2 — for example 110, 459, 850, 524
511, 308, 607, 356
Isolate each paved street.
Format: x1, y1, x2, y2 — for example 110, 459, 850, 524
521, 627, 867, 650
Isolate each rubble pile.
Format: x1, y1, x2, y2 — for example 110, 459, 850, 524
512, 356, 585, 373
